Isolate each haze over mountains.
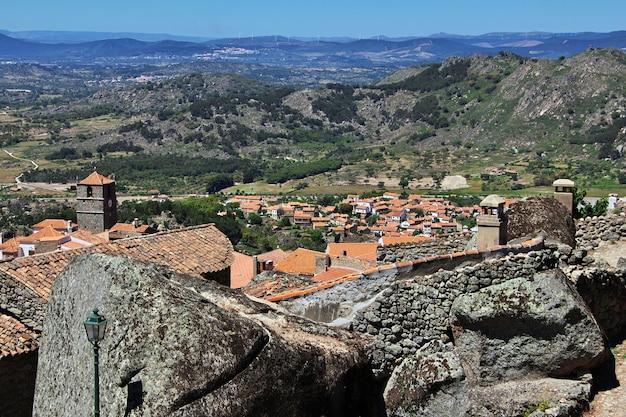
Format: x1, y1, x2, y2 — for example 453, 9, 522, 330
1, 30, 626, 67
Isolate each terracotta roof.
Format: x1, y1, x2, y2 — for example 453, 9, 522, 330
32, 219, 76, 231
327, 243, 379, 262
78, 171, 115, 185
0, 313, 38, 357
256, 248, 290, 264
0, 224, 233, 300
381, 236, 432, 245
109, 223, 152, 233
21, 226, 64, 243
230, 251, 254, 289
312, 267, 357, 282
60, 241, 88, 250
0, 237, 22, 255
274, 248, 324, 276
70, 229, 110, 245
243, 275, 313, 300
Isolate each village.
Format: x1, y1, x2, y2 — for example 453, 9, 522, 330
1, 171, 626, 417
0, 171, 491, 289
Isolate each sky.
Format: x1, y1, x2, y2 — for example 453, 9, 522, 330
2, 0, 625, 39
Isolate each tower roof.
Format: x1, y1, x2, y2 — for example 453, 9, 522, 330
480, 194, 506, 207
552, 178, 575, 187
78, 171, 114, 185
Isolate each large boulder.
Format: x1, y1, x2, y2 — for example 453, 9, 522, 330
32, 253, 382, 417
383, 269, 607, 417
506, 196, 576, 247
451, 269, 608, 382
383, 340, 465, 415
382, 340, 592, 417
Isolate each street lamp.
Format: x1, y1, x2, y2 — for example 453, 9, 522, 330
84, 308, 108, 417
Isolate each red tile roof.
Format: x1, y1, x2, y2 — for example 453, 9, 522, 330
256, 248, 290, 264
20, 226, 64, 243
274, 248, 324, 276
70, 229, 110, 245
109, 223, 152, 233
381, 236, 432, 245
32, 219, 76, 231
327, 243, 379, 262
78, 171, 115, 185
230, 251, 254, 289
0, 313, 38, 357
0, 237, 22, 257
0, 224, 233, 300
312, 267, 357, 282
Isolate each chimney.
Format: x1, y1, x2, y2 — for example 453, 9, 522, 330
253, 255, 259, 277
67, 220, 72, 234
133, 218, 139, 228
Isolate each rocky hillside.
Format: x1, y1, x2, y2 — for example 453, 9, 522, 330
11, 47, 626, 192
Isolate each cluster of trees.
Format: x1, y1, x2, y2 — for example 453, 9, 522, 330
31, 105, 122, 125
96, 140, 144, 155
117, 196, 242, 244
266, 159, 343, 184
312, 83, 360, 123
394, 94, 449, 128
0, 198, 76, 239
381, 60, 471, 94
573, 188, 609, 219
45, 147, 82, 161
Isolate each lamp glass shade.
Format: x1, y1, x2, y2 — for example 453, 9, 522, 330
83, 308, 108, 343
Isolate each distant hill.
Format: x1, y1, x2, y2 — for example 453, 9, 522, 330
11, 47, 626, 194
1, 30, 625, 67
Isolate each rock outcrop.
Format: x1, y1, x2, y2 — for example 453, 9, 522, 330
32, 253, 382, 417
506, 196, 576, 246
451, 269, 608, 381
382, 269, 609, 417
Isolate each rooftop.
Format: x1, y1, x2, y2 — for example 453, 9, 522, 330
0, 224, 233, 300
78, 170, 115, 186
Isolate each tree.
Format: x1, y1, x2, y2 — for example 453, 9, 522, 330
365, 214, 379, 226
573, 187, 609, 219
399, 176, 409, 189
277, 217, 291, 227
247, 212, 262, 225
337, 203, 353, 214
206, 174, 234, 194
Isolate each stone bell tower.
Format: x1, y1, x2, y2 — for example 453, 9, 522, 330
76, 171, 118, 233
477, 194, 507, 250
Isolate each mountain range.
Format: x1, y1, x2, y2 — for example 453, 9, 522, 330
1, 30, 626, 68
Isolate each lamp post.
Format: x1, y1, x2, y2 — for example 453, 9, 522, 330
84, 308, 108, 417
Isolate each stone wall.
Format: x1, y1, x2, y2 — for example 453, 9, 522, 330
352, 248, 561, 378
376, 233, 473, 264
0, 270, 46, 332
574, 267, 626, 342
348, 214, 626, 379
575, 214, 626, 250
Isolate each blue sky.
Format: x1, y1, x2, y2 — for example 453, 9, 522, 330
2, 0, 625, 39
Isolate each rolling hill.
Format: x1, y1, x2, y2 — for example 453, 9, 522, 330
3, 47, 626, 195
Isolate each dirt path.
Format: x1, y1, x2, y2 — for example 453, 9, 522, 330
584, 341, 626, 417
